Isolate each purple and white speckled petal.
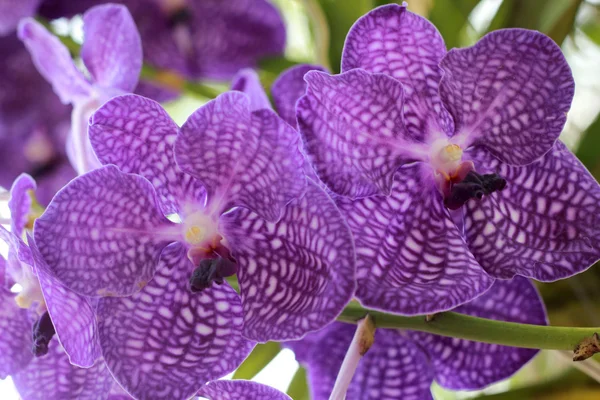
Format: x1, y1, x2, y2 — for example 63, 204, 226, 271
440, 29, 574, 165
297, 69, 421, 199
0, 0, 41, 35
337, 165, 493, 315
464, 141, 600, 281
98, 242, 253, 400
408, 277, 546, 390
8, 173, 35, 236
221, 180, 356, 342
197, 380, 291, 400
342, 4, 452, 139
231, 69, 271, 112
176, 91, 305, 222
13, 339, 114, 400
18, 19, 92, 104
0, 287, 33, 379
34, 165, 175, 297
81, 4, 142, 92
90, 94, 205, 215
271, 64, 327, 127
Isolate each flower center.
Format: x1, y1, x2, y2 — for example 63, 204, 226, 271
32, 311, 55, 357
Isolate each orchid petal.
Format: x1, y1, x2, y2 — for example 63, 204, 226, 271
8, 174, 35, 236
231, 69, 271, 112
0, 287, 33, 379
0, 0, 41, 36
34, 165, 175, 297
440, 29, 574, 165
197, 380, 291, 400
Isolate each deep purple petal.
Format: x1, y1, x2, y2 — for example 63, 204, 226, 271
197, 380, 291, 400
98, 242, 253, 400
18, 19, 92, 104
271, 64, 327, 127
408, 277, 546, 390
297, 69, 423, 199
29, 237, 101, 367
440, 29, 574, 165
34, 165, 175, 297
231, 69, 271, 112
81, 4, 142, 92
90, 94, 205, 215
176, 91, 305, 222
0, 0, 41, 36
221, 180, 356, 342
342, 4, 452, 139
8, 173, 36, 236
13, 339, 113, 400
464, 141, 600, 281
0, 287, 33, 379
108, 381, 133, 400
337, 165, 493, 315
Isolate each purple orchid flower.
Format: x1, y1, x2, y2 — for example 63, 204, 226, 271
296, 4, 600, 316
18, 3, 142, 175
197, 380, 291, 400
286, 277, 547, 400
32, 90, 355, 398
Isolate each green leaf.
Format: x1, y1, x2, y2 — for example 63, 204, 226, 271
232, 342, 281, 380
576, 111, 600, 179
428, 0, 480, 49
287, 366, 309, 400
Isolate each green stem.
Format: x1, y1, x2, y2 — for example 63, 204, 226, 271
337, 305, 599, 351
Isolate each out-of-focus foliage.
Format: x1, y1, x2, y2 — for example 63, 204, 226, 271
287, 367, 309, 400
232, 342, 281, 380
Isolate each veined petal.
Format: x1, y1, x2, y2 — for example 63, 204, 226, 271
342, 4, 452, 139
90, 94, 205, 215
197, 380, 291, 400
0, 287, 33, 379
176, 91, 305, 222
98, 242, 253, 400
408, 277, 546, 390
8, 173, 35, 237
34, 165, 175, 297
440, 29, 574, 165
221, 180, 356, 342
297, 69, 420, 199
464, 142, 600, 281
18, 19, 92, 104
231, 69, 272, 112
81, 4, 142, 92
13, 339, 114, 400
29, 236, 101, 368
0, 0, 40, 35
271, 64, 327, 128
338, 165, 493, 315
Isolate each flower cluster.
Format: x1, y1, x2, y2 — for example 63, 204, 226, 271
1, 2, 599, 400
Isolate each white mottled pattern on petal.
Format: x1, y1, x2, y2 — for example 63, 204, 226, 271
13, 339, 113, 400
90, 94, 205, 215
297, 69, 421, 199
176, 91, 305, 222
440, 29, 574, 165
34, 165, 175, 297
222, 180, 356, 342
0, 287, 33, 379
98, 242, 253, 400
8, 173, 35, 236
338, 165, 493, 315
342, 4, 453, 139
197, 380, 291, 400
465, 142, 600, 281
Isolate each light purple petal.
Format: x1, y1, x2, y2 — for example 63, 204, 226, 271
337, 165, 493, 315
34, 165, 175, 297
18, 19, 92, 104
231, 69, 271, 112
98, 242, 253, 400
271, 64, 327, 128
0, 256, 5, 288
81, 4, 142, 92
8, 173, 36, 236
0, 287, 33, 379
287, 323, 434, 400
221, 180, 356, 342
29, 236, 101, 367
90, 94, 205, 215
0, 0, 41, 36
197, 380, 291, 400
176, 91, 305, 222
13, 339, 113, 400
440, 29, 574, 165
297, 69, 423, 199
409, 277, 546, 390
464, 141, 600, 281
342, 4, 452, 139
108, 381, 133, 400
0, 225, 34, 284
